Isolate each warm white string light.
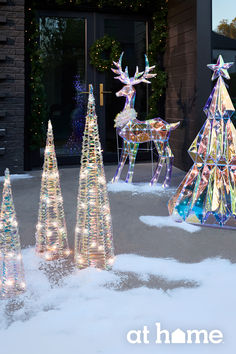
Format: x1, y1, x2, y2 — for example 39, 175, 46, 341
0, 169, 26, 298
35, 120, 70, 260
74, 85, 114, 270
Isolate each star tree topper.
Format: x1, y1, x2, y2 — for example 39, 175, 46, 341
207, 55, 234, 81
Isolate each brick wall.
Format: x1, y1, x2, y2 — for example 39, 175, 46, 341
0, 0, 24, 174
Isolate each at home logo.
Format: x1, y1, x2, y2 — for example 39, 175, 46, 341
127, 323, 223, 345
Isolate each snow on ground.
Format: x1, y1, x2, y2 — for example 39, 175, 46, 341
107, 181, 174, 195
0, 248, 234, 354
0, 174, 33, 182
113, 254, 218, 283
140, 215, 201, 233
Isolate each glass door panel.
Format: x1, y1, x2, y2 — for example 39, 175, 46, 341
39, 16, 86, 157
37, 12, 148, 165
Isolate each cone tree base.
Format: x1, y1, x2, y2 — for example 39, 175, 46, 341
36, 249, 71, 261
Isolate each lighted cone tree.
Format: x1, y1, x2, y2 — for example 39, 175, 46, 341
35, 120, 70, 260
0, 169, 26, 298
168, 55, 236, 228
74, 85, 114, 270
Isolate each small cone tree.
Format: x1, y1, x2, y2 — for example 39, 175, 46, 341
35, 120, 70, 260
74, 85, 114, 269
169, 55, 236, 228
0, 169, 26, 298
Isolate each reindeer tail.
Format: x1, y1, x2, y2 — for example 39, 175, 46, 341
168, 121, 180, 131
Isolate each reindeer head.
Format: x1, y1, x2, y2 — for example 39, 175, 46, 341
111, 52, 156, 109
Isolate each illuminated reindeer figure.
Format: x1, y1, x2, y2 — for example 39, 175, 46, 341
111, 53, 180, 187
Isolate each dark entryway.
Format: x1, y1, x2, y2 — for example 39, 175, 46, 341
37, 10, 149, 165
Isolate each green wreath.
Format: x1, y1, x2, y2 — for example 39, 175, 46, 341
89, 35, 122, 72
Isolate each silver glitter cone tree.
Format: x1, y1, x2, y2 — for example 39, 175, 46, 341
35, 120, 70, 260
0, 169, 26, 298
74, 85, 114, 270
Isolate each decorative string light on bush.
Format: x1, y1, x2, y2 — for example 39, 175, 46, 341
74, 85, 114, 270
0, 169, 26, 299
35, 120, 70, 260
67, 75, 86, 152
89, 35, 122, 72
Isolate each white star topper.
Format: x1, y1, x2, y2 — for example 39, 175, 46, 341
207, 55, 234, 80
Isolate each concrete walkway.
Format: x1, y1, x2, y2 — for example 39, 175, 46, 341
2, 163, 236, 263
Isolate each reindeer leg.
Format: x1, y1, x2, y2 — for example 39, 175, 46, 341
163, 145, 174, 188
112, 140, 129, 183
150, 141, 165, 186
162, 156, 174, 188
125, 142, 139, 183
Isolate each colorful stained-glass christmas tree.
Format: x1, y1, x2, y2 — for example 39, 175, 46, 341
74, 85, 114, 270
35, 120, 70, 260
168, 55, 236, 228
0, 169, 26, 298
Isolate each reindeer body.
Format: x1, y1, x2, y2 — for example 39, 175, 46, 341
111, 53, 180, 187
117, 118, 178, 144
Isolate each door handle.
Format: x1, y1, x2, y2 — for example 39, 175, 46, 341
80, 84, 92, 94
100, 83, 112, 106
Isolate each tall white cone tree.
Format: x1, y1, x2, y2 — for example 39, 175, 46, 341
74, 85, 114, 270
35, 120, 70, 260
0, 169, 26, 298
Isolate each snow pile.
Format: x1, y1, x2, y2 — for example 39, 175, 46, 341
0, 174, 33, 182
140, 215, 201, 233
0, 248, 234, 354
107, 181, 174, 195
113, 254, 221, 284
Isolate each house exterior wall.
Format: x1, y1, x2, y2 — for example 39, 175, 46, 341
213, 50, 236, 71
0, 0, 25, 174
164, 0, 197, 170
164, 0, 212, 171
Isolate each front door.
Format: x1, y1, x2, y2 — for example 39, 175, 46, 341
38, 10, 148, 165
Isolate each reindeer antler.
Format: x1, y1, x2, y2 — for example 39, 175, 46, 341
111, 52, 131, 84
111, 53, 156, 85
132, 55, 156, 85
